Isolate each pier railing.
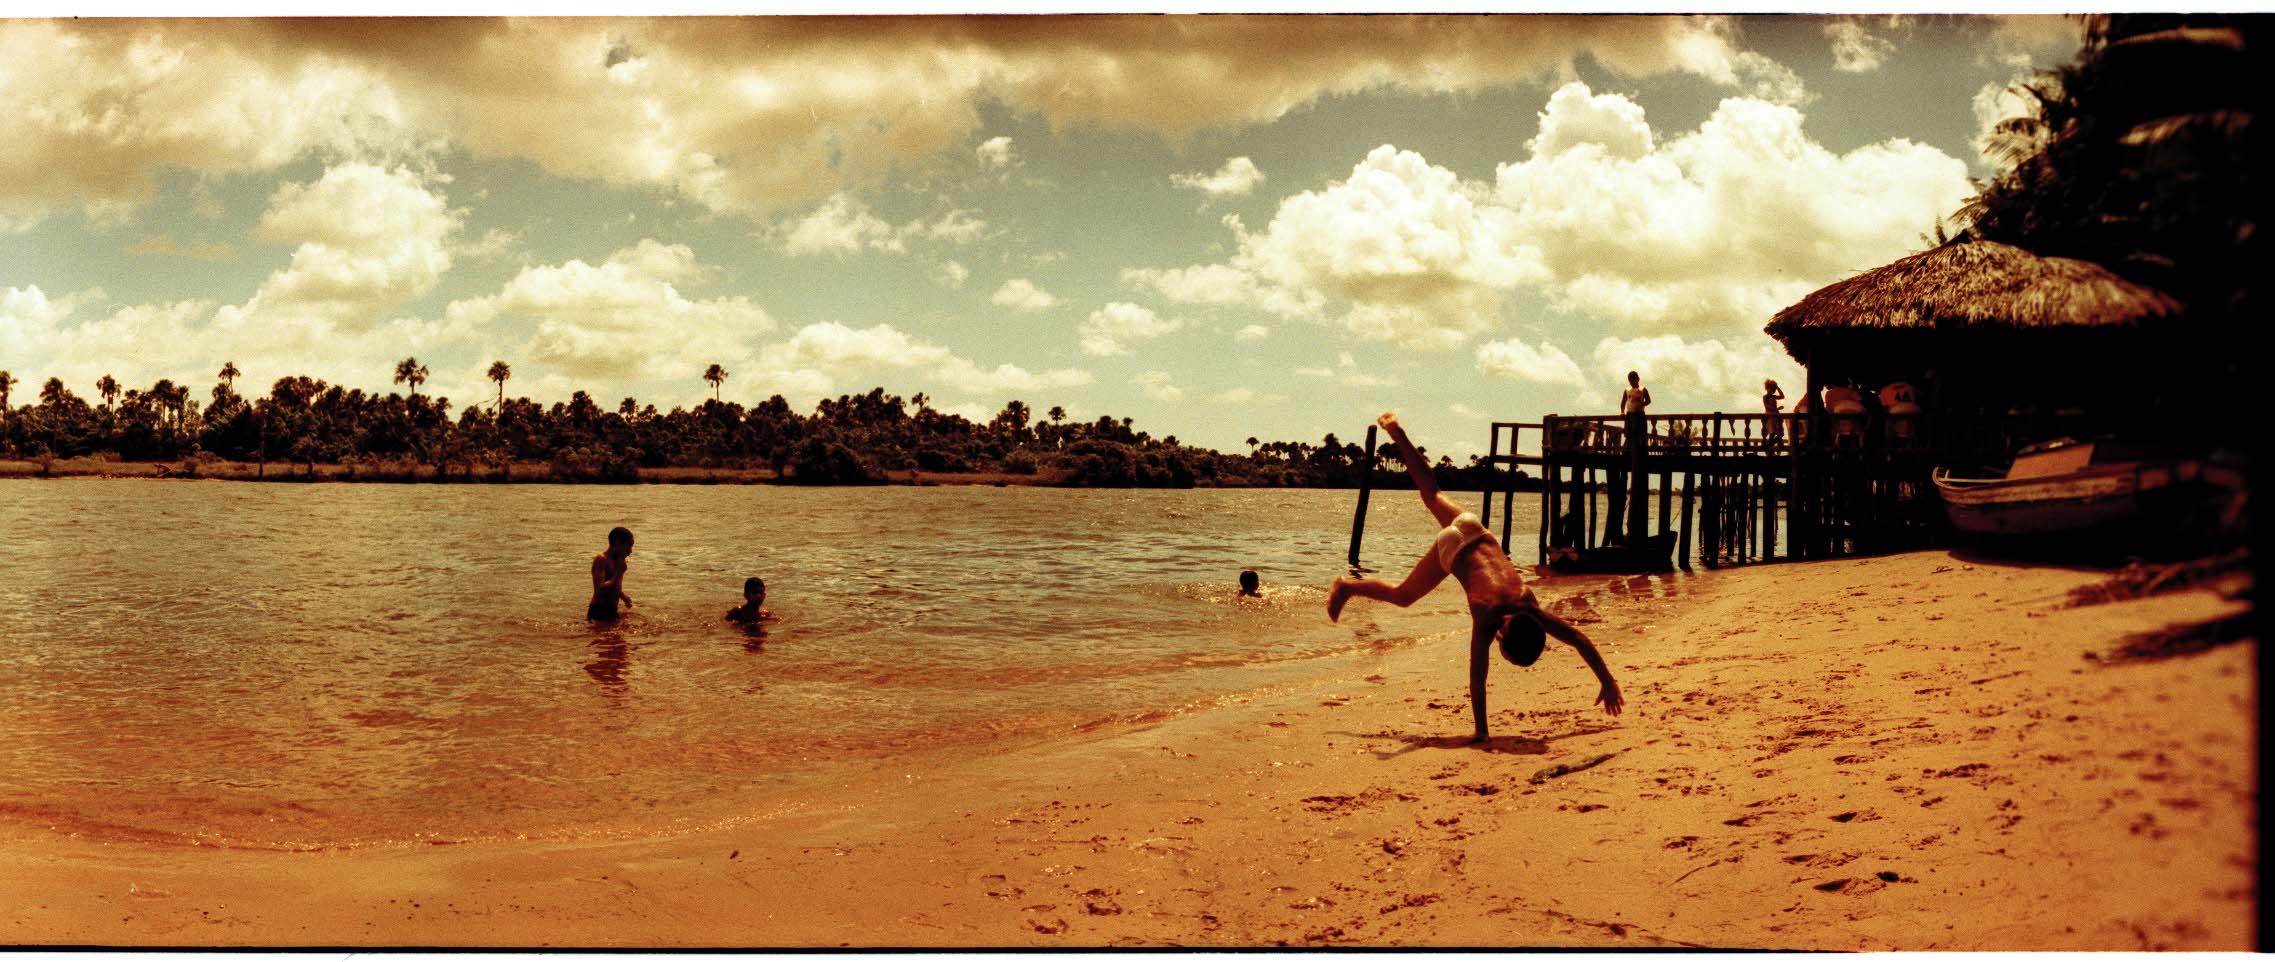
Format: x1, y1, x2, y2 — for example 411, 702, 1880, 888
1467, 408, 2070, 571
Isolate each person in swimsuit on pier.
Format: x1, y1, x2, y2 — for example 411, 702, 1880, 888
588, 526, 636, 622
1327, 412, 1624, 743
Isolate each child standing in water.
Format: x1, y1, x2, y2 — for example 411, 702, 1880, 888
588, 527, 636, 622
726, 577, 774, 626
1237, 569, 1263, 598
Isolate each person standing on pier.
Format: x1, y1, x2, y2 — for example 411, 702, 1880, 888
1763, 379, 1785, 445
1327, 413, 1624, 743
1621, 371, 1652, 448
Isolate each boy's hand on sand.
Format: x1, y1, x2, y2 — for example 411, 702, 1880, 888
1596, 682, 1624, 717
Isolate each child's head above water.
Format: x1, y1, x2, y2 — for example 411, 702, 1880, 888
606, 526, 635, 556
1238, 569, 1261, 596
743, 576, 766, 604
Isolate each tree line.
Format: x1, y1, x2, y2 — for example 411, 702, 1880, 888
0, 361, 1514, 489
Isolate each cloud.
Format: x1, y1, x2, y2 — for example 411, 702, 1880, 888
1825, 19, 1895, 73
1528, 83, 1653, 160
452, 227, 522, 259
990, 278, 1059, 312
774, 192, 989, 256
931, 260, 970, 289
215, 162, 458, 340
1234, 324, 1269, 342
1970, 73, 2042, 172
1172, 156, 1265, 197
1133, 370, 1183, 402
1214, 386, 1285, 404
1140, 146, 1543, 350
777, 192, 903, 255
1293, 350, 1398, 388
1982, 15, 2082, 68
0, 20, 421, 230
1079, 301, 1182, 356
447, 238, 773, 382
1134, 81, 1965, 352
976, 135, 1014, 170
1493, 82, 1971, 333
749, 320, 1090, 401
1449, 402, 1488, 420
1475, 337, 1586, 387
1591, 333, 1802, 412
126, 235, 235, 262
2, 17, 1830, 224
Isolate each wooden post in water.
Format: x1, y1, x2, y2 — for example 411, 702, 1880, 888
1539, 417, 1558, 564
1627, 413, 1650, 548
1480, 425, 1496, 530
1679, 470, 1695, 570
1346, 424, 1378, 569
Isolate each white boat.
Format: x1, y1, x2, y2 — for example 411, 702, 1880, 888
1932, 439, 2215, 537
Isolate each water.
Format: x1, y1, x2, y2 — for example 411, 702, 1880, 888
0, 481, 1557, 850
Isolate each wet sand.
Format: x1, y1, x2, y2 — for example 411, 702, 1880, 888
1, 550, 2253, 948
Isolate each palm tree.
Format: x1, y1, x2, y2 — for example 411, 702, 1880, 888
487, 361, 511, 409
1246, 436, 1260, 455
218, 361, 239, 392
97, 375, 119, 407
0, 370, 12, 414
704, 364, 728, 402
394, 357, 430, 397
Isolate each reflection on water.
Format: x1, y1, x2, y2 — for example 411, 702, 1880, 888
0, 481, 1561, 848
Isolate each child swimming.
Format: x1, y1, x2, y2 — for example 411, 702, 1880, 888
726, 576, 774, 626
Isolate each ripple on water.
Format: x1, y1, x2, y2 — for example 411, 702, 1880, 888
2, 482, 1551, 847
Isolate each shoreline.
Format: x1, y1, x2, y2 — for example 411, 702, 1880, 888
0, 550, 2253, 948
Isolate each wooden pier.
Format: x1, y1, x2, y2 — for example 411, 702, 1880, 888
1479, 410, 1972, 569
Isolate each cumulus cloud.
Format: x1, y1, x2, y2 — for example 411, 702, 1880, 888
749, 320, 1090, 401
1527, 83, 1653, 160
1234, 324, 1269, 342
446, 239, 773, 382
1133, 81, 1965, 354
1493, 82, 1970, 333
1132, 370, 1183, 402
777, 192, 903, 255
1079, 301, 1183, 356
1138, 146, 1542, 350
774, 193, 988, 256
2, 17, 1830, 224
233, 162, 459, 334
976, 135, 1014, 170
1172, 156, 1265, 197
1475, 337, 1586, 387
990, 278, 1059, 312
931, 260, 970, 289
1825, 19, 1895, 73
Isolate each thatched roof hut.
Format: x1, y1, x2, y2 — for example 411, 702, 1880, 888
1765, 241, 2191, 435
1767, 240, 2182, 342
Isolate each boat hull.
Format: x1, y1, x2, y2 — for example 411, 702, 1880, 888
1933, 462, 2201, 537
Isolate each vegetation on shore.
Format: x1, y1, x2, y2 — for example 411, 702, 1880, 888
0, 366, 1522, 489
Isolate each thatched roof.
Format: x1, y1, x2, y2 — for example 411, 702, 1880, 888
1765, 241, 2183, 342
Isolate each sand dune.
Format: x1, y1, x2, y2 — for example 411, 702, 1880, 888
0, 550, 2253, 948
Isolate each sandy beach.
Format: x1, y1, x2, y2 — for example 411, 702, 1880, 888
1, 549, 2252, 949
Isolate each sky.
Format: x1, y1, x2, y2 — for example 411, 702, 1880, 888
0, 14, 2086, 457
